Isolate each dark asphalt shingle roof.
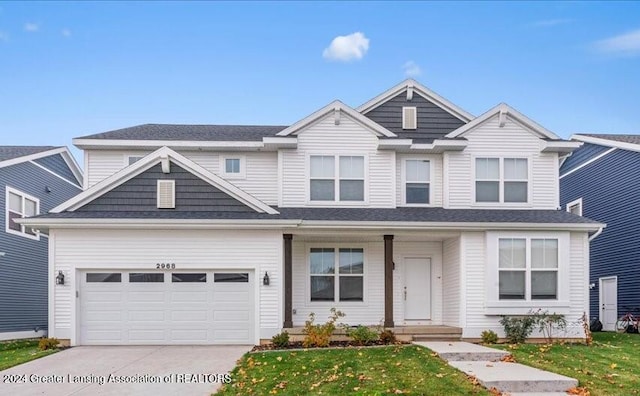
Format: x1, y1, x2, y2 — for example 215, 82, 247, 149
578, 134, 640, 145
0, 146, 58, 162
32, 207, 600, 225
77, 124, 289, 141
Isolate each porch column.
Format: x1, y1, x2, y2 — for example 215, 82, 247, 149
384, 234, 394, 328
283, 234, 293, 328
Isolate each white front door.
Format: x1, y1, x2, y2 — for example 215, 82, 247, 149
404, 258, 431, 320
600, 277, 618, 331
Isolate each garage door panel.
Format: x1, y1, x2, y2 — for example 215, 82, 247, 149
84, 291, 123, 302
128, 291, 165, 302
171, 310, 208, 321
128, 310, 165, 321
83, 310, 122, 322
214, 330, 250, 342
85, 330, 123, 342
213, 310, 250, 321
170, 329, 208, 342
170, 291, 208, 302
129, 330, 166, 342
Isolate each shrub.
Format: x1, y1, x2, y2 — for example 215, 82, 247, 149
346, 325, 379, 345
38, 337, 60, 351
302, 308, 345, 348
271, 331, 290, 348
531, 310, 567, 343
480, 330, 498, 344
379, 329, 397, 344
499, 315, 535, 344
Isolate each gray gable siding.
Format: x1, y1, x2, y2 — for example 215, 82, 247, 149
560, 148, 640, 319
34, 153, 80, 186
0, 162, 81, 333
76, 162, 255, 212
560, 143, 612, 176
363, 91, 466, 142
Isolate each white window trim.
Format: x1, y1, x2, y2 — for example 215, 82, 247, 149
220, 155, 246, 179
472, 156, 532, 207
306, 243, 367, 305
306, 153, 369, 206
5, 186, 40, 240
566, 198, 583, 216
401, 157, 433, 207
485, 231, 570, 315
402, 106, 417, 130
156, 180, 176, 209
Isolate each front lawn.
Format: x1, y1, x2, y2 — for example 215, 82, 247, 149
494, 332, 640, 396
216, 345, 489, 395
0, 339, 59, 371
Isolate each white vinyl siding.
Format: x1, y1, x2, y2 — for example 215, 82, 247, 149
445, 114, 558, 209
50, 229, 282, 344
281, 114, 395, 207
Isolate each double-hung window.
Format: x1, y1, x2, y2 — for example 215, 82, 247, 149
6, 187, 39, 238
310, 248, 364, 302
498, 238, 558, 301
475, 158, 528, 203
405, 159, 430, 204
310, 155, 364, 202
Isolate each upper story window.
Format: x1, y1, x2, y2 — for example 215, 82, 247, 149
566, 198, 583, 216
404, 159, 430, 205
6, 187, 39, 239
310, 155, 364, 202
498, 238, 558, 301
220, 155, 246, 179
475, 157, 528, 203
310, 247, 364, 302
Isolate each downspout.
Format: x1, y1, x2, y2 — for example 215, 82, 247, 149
588, 226, 604, 242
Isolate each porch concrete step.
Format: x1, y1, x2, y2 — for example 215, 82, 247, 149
414, 341, 509, 361
449, 361, 578, 393
412, 336, 462, 342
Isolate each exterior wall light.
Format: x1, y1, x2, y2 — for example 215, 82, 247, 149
263, 271, 270, 286
56, 271, 65, 285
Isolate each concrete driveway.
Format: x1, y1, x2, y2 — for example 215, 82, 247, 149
0, 345, 250, 396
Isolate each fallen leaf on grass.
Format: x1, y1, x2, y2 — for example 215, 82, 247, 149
500, 354, 516, 363
435, 373, 445, 378
610, 363, 617, 369
567, 387, 591, 396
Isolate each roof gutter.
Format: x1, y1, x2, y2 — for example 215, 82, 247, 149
588, 225, 605, 242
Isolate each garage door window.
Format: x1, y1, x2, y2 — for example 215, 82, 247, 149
172, 273, 206, 282
214, 273, 249, 282
86, 273, 122, 283
129, 273, 164, 283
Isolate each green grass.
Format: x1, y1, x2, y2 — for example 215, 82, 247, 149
0, 339, 59, 371
493, 332, 640, 396
216, 345, 489, 395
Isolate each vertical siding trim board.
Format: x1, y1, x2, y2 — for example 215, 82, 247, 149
384, 235, 394, 327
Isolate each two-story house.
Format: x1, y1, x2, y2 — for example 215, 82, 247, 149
560, 134, 640, 331
0, 146, 82, 340
21, 80, 603, 346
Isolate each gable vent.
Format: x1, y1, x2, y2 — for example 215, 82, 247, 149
402, 106, 417, 130
157, 180, 175, 209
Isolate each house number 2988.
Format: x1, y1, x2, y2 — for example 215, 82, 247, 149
156, 263, 176, 270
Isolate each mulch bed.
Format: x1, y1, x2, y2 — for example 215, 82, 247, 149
252, 340, 410, 352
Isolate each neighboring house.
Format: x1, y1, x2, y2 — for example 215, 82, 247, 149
0, 146, 83, 340
560, 134, 640, 331
21, 80, 603, 346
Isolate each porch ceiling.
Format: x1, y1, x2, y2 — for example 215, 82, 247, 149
287, 229, 460, 242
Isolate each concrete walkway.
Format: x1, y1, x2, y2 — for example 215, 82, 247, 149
415, 341, 578, 394
0, 345, 250, 396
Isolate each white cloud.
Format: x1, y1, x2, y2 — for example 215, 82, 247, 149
402, 61, 421, 77
24, 22, 39, 32
530, 18, 572, 27
595, 29, 640, 56
322, 32, 369, 62
62, 28, 72, 37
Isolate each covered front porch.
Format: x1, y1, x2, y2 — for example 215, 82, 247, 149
280, 230, 464, 338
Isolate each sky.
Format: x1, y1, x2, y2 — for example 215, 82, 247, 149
1, 1, 639, 165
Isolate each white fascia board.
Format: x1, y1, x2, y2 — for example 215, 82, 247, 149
541, 140, 583, 153
377, 139, 414, 150
445, 103, 560, 140
73, 139, 266, 151
297, 220, 605, 232
275, 100, 396, 138
59, 149, 84, 185
572, 134, 640, 153
378, 139, 468, 152
17, 218, 301, 230
356, 79, 474, 122
0, 147, 67, 169
262, 137, 298, 149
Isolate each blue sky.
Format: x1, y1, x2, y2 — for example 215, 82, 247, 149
1, 2, 639, 163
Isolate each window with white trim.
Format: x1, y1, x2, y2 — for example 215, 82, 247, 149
566, 198, 583, 216
498, 238, 558, 300
309, 155, 364, 202
220, 156, 246, 178
404, 159, 430, 204
310, 247, 364, 302
6, 187, 39, 238
475, 157, 528, 203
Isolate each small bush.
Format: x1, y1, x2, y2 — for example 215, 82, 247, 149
38, 337, 60, 351
379, 329, 397, 344
499, 316, 535, 344
532, 310, 567, 343
480, 330, 498, 344
346, 325, 379, 346
302, 308, 345, 348
271, 331, 290, 348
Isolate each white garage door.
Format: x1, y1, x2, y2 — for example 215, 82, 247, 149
79, 270, 254, 345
